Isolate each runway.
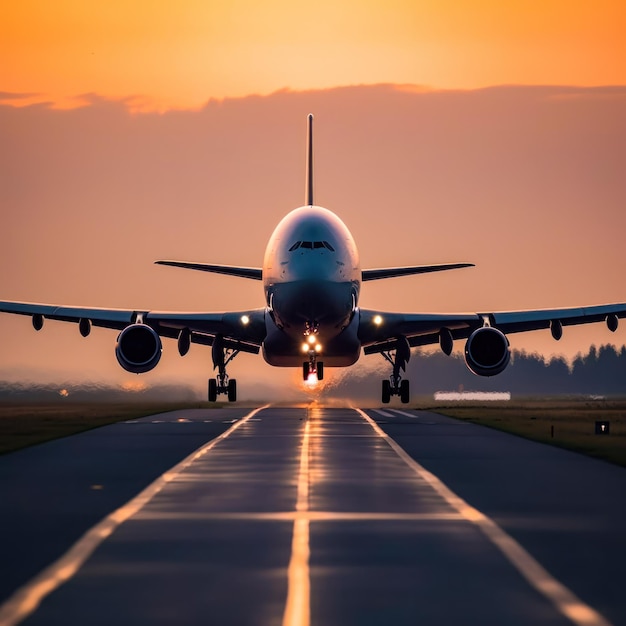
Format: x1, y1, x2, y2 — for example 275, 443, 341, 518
1, 406, 625, 625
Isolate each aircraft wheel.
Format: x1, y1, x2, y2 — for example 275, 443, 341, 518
316, 361, 324, 381
382, 380, 391, 404
400, 379, 410, 404
303, 362, 309, 380
208, 378, 217, 402
228, 379, 237, 402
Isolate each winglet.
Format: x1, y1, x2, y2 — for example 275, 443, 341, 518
305, 113, 314, 206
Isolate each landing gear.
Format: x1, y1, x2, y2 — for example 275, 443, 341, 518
302, 321, 323, 381
303, 359, 324, 381
208, 335, 239, 402
380, 336, 411, 404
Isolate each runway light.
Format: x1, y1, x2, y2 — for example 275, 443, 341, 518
241, 315, 250, 325
374, 315, 383, 325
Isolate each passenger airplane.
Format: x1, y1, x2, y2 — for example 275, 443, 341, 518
1, 115, 625, 403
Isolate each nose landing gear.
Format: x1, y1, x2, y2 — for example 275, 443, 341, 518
303, 357, 324, 381
380, 336, 411, 404
208, 335, 239, 402
302, 321, 324, 381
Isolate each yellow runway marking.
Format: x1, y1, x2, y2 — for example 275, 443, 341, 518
356, 408, 612, 626
282, 417, 311, 626
0, 406, 268, 626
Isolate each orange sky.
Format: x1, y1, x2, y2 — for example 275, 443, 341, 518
2, 1, 626, 110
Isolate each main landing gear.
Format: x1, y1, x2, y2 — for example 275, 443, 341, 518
381, 336, 411, 404
208, 336, 239, 402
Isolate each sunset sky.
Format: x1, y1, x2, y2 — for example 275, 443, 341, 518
1, 2, 625, 399
2, 1, 625, 110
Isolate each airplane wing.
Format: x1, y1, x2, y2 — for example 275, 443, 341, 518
358, 303, 626, 354
155, 261, 262, 280
155, 261, 473, 282
0, 300, 266, 353
361, 263, 474, 281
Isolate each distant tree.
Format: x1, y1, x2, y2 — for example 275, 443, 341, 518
403, 343, 626, 396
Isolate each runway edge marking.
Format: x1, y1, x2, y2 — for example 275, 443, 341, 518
355, 409, 612, 626
282, 415, 311, 626
0, 405, 270, 626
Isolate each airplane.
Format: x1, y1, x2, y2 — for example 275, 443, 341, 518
1, 114, 625, 403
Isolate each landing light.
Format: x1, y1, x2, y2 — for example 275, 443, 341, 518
307, 335, 316, 344
302, 342, 310, 353
241, 315, 250, 325
374, 315, 383, 326
305, 373, 318, 387
315, 343, 322, 352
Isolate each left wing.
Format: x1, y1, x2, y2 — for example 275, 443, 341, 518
155, 261, 262, 280
0, 300, 267, 353
358, 302, 626, 354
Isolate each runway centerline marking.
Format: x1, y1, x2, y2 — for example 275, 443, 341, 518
282, 416, 311, 626
372, 409, 394, 418
356, 408, 612, 626
0, 405, 269, 626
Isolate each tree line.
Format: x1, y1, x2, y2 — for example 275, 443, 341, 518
404, 344, 626, 395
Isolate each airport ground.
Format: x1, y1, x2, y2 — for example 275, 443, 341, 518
1, 401, 625, 625
1, 397, 625, 465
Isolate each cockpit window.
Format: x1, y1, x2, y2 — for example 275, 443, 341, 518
288, 240, 335, 251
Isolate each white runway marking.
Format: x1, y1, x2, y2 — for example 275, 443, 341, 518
357, 409, 612, 626
372, 409, 394, 418
390, 409, 420, 418
136, 510, 464, 522
282, 417, 311, 626
0, 406, 268, 626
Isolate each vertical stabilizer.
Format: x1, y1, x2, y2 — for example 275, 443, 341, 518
305, 114, 314, 206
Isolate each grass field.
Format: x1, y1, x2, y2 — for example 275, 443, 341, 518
421, 397, 626, 467
0, 401, 219, 455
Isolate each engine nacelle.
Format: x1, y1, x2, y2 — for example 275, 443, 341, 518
115, 324, 162, 373
464, 327, 510, 377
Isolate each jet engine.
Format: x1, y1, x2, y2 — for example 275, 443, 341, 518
115, 324, 162, 373
464, 327, 510, 377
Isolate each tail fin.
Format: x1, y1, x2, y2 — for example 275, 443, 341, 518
305, 113, 314, 206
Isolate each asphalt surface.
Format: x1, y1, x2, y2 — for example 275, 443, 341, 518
0, 405, 624, 625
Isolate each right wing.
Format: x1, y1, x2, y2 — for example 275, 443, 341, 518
362, 263, 474, 281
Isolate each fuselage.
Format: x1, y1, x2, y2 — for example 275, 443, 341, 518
261, 205, 362, 366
